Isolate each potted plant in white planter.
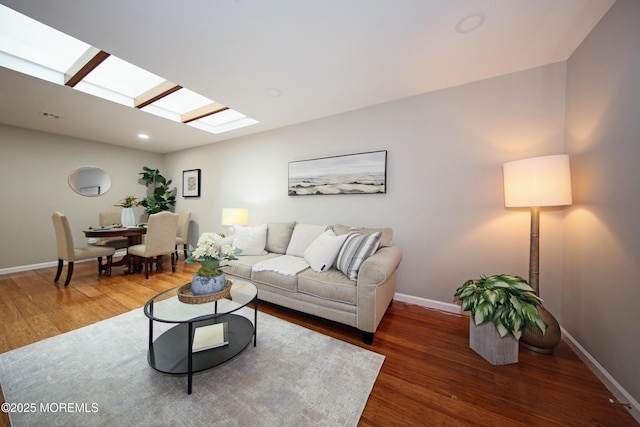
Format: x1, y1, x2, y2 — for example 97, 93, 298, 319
454, 274, 547, 365
113, 195, 139, 227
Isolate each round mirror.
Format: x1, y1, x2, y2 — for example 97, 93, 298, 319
68, 166, 112, 196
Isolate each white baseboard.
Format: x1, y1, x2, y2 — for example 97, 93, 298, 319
561, 329, 640, 423
0, 261, 59, 275
393, 292, 640, 424
393, 292, 462, 314
0, 250, 128, 277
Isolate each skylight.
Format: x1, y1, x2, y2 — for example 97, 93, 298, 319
0, 4, 258, 136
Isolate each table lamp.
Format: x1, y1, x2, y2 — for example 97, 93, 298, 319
503, 154, 572, 353
221, 208, 249, 227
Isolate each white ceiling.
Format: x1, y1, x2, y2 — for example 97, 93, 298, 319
0, 0, 615, 154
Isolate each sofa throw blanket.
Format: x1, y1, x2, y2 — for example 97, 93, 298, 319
252, 255, 310, 276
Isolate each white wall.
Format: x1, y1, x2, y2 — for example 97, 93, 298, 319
565, 0, 640, 407
166, 63, 568, 316
0, 125, 163, 269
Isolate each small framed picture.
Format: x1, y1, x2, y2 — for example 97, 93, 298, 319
182, 169, 201, 198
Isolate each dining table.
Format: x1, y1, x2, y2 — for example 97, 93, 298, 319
83, 226, 147, 273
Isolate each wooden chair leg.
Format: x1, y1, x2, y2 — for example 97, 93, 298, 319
106, 255, 112, 277
171, 253, 176, 272
97, 256, 104, 273
64, 261, 74, 286
144, 258, 150, 279
54, 259, 64, 282
183, 247, 188, 259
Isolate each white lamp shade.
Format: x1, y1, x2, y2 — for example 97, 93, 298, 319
221, 208, 248, 226
503, 154, 572, 207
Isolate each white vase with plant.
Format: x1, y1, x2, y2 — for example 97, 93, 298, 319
114, 195, 139, 227
186, 232, 241, 295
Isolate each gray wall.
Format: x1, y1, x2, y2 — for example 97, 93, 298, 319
565, 0, 640, 405
166, 62, 568, 318
0, 125, 163, 269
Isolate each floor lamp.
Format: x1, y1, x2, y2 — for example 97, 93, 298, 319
503, 154, 572, 353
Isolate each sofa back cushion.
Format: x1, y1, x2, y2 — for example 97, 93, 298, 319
285, 223, 327, 257
332, 224, 393, 247
335, 231, 382, 281
265, 222, 296, 254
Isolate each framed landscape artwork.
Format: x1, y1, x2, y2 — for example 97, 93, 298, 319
182, 169, 201, 197
288, 150, 387, 196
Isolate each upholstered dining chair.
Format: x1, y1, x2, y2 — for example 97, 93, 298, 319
97, 209, 128, 249
51, 211, 116, 286
128, 211, 179, 279
175, 210, 191, 260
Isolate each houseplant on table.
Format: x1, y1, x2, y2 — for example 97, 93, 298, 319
186, 232, 241, 295
454, 274, 547, 365
113, 195, 139, 227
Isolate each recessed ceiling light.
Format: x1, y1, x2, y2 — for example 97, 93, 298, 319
266, 88, 282, 97
138, 133, 149, 139
455, 13, 486, 34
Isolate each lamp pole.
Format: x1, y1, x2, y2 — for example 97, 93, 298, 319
529, 207, 540, 293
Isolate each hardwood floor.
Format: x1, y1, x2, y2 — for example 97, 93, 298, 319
0, 260, 636, 426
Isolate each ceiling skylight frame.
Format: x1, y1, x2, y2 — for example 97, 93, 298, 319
0, 4, 258, 136
80, 55, 166, 98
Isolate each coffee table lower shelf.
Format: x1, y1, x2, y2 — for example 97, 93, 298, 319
148, 314, 254, 393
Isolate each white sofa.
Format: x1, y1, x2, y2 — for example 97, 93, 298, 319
221, 222, 402, 344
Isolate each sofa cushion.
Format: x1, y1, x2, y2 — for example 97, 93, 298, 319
303, 230, 348, 273
251, 269, 300, 292
265, 222, 296, 254
332, 223, 393, 247
298, 268, 357, 305
232, 224, 268, 255
285, 223, 327, 257
222, 253, 280, 279
335, 231, 382, 281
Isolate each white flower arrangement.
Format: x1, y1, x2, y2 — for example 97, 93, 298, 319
186, 232, 240, 276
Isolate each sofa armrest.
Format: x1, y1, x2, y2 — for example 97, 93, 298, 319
357, 245, 403, 287
355, 245, 402, 335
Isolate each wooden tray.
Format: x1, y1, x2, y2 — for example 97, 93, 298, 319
177, 280, 232, 304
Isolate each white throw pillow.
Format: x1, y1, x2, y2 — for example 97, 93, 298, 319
335, 231, 382, 280
285, 223, 327, 257
304, 230, 349, 273
232, 224, 268, 256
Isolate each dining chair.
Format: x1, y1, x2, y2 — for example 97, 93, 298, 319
97, 209, 129, 249
51, 211, 116, 286
128, 211, 179, 279
175, 210, 191, 260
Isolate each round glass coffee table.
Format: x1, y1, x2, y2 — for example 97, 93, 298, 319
143, 279, 258, 394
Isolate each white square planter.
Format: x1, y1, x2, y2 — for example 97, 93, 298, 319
469, 318, 518, 365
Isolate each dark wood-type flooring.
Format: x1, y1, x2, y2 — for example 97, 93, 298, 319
0, 260, 636, 426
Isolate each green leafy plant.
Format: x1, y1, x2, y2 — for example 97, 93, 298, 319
186, 232, 240, 276
454, 274, 547, 339
113, 195, 139, 208
138, 166, 176, 214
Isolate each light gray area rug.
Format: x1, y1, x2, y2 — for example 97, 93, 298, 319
0, 299, 384, 427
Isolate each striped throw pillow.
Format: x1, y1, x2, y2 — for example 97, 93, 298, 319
335, 232, 382, 281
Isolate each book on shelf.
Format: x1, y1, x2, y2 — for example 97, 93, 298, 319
192, 322, 229, 352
